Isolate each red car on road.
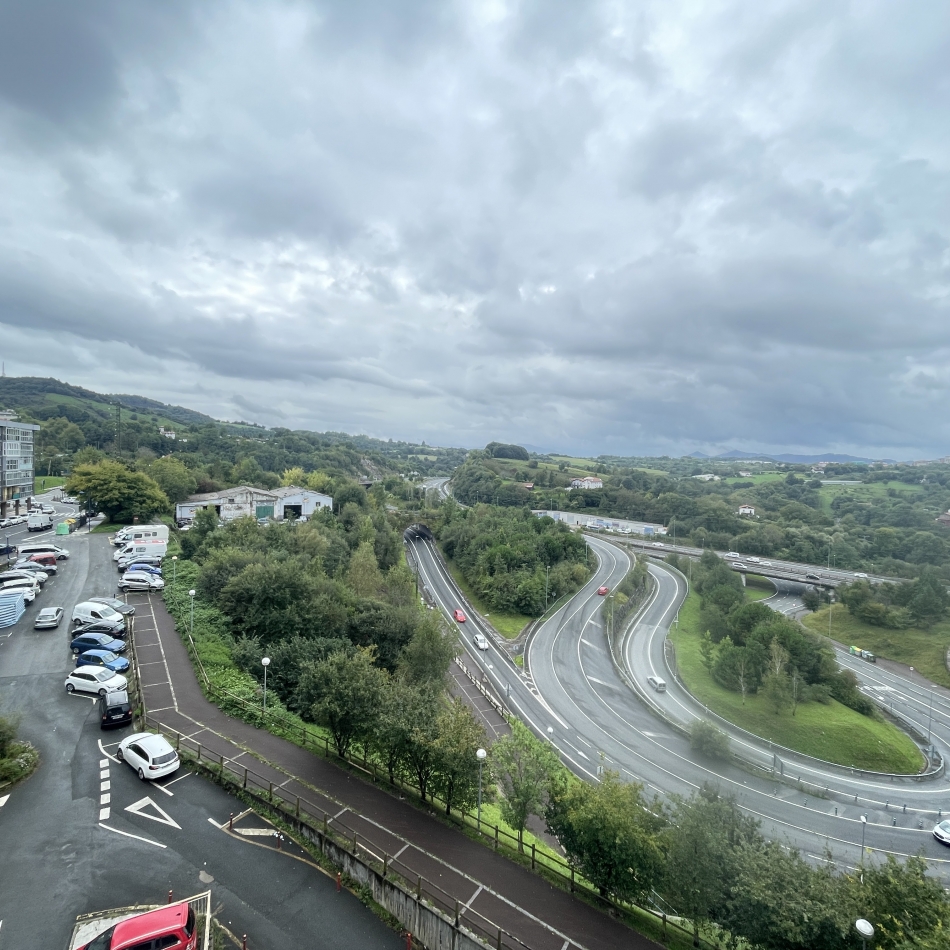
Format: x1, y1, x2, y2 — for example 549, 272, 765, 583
453, 609, 466, 622
597, 586, 610, 595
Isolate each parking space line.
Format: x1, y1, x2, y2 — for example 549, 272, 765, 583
98, 740, 119, 763
99, 823, 166, 849
162, 772, 191, 788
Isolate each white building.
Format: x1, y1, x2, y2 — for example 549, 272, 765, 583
737, 504, 756, 516
175, 485, 333, 523
691, 473, 721, 482
569, 476, 604, 489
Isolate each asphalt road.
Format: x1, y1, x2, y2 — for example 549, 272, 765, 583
0, 517, 401, 950
409, 534, 950, 886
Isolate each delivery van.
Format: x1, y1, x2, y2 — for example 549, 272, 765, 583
27, 512, 54, 532
113, 539, 168, 563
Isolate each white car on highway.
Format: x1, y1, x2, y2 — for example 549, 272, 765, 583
118, 732, 180, 781
473, 633, 490, 651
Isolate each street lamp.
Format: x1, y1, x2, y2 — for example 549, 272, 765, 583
855, 918, 874, 950
188, 589, 196, 639
927, 686, 935, 745
262, 657, 271, 711
476, 748, 487, 828
171, 555, 177, 586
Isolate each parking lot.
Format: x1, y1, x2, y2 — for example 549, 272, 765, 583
0, 518, 402, 950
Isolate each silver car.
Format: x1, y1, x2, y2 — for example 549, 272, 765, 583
118, 570, 165, 592
34, 607, 64, 629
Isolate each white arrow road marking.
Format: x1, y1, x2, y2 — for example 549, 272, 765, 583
125, 796, 181, 830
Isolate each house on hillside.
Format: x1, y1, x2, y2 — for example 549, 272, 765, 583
737, 504, 756, 516
175, 485, 333, 523
158, 426, 176, 440
569, 476, 603, 489
691, 473, 720, 481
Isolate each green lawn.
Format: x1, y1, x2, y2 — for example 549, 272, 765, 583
441, 555, 531, 639
670, 594, 923, 772
744, 574, 775, 601
803, 605, 950, 689
33, 476, 66, 492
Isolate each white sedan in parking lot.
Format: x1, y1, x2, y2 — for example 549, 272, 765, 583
118, 732, 180, 781
117, 570, 165, 592
65, 667, 128, 696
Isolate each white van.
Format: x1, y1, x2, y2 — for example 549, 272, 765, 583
113, 539, 168, 562
113, 525, 169, 545
72, 600, 127, 628
27, 512, 54, 532
647, 676, 667, 692
17, 542, 70, 560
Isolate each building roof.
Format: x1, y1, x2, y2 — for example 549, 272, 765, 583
184, 485, 277, 503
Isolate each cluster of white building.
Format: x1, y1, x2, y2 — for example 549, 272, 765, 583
175, 485, 333, 523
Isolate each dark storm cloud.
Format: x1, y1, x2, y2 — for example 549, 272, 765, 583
0, 0, 948, 458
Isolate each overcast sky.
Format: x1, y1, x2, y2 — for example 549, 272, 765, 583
1, 1, 948, 459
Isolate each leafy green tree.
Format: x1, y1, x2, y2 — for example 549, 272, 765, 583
281, 466, 306, 486
400, 686, 443, 802
399, 612, 457, 686
66, 461, 169, 522
346, 540, 384, 598
689, 720, 731, 759
491, 720, 561, 852
298, 648, 388, 758
148, 456, 197, 504
547, 770, 663, 902
432, 698, 487, 816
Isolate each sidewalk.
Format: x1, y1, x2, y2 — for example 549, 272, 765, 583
131, 591, 659, 950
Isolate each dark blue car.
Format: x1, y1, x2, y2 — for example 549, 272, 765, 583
124, 563, 162, 576
76, 649, 130, 673
70, 631, 127, 655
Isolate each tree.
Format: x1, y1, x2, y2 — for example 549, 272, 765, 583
762, 672, 792, 715
346, 540, 384, 599
298, 648, 388, 758
148, 456, 197, 504
547, 770, 663, 902
400, 686, 443, 802
432, 699, 486, 816
281, 466, 306, 487
491, 721, 561, 852
399, 612, 457, 686
66, 461, 169, 523
689, 720, 730, 760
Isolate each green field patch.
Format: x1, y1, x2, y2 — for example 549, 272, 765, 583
33, 476, 66, 491
803, 605, 950, 689
743, 575, 775, 602
441, 555, 530, 639
724, 472, 785, 485
670, 594, 924, 772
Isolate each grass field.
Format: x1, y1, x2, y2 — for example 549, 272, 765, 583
803, 605, 950, 689
744, 574, 775, 601
33, 476, 66, 492
669, 593, 923, 772
724, 472, 785, 485
441, 555, 531, 639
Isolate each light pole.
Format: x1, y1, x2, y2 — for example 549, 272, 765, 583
856, 918, 874, 950
476, 747, 487, 828
927, 686, 935, 745
261, 657, 271, 711
860, 814, 867, 862
171, 555, 177, 586
188, 589, 196, 639
545, 564, 550, 610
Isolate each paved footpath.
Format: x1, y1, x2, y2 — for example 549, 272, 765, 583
130, 590, 659, 950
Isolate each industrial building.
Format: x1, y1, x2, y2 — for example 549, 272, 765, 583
175, 485, 333, 523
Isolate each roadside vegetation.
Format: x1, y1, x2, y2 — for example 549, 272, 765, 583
0, 714, 39, 788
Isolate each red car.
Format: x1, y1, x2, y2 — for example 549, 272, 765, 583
597, 586, 610, 595
453, 609, 466, 622
81, 901, 197, 950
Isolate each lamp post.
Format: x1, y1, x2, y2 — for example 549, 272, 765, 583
188, 589, 196, 639
171, 555, 177, 586
476, 748, 487, 828
927, 686, 935, 744
262, 657, 271, 711
545, 564, 550, 610
860, 814, 867, 861
855, 918, 874, 950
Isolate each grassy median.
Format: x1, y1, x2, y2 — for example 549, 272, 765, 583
669, 594, 924, 773
441, 555, 531, 639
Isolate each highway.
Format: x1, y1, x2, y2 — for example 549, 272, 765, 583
407, 533, 950, 883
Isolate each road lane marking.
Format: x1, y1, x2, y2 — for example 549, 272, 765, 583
99, 823, 166, 848
125, 796, 181, 829
100, 781, 110, 792
97, 739, 119, 763
462, 884, 483, 910
99, 807, 110, 821
0, 794, 9, 807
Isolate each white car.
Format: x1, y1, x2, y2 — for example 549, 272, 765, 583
118, 732, 180, 781
746, 556, 761, 563
0, 578, 39, 602
730, 562, 745, 569
65, 667, 128, 696
118, 571, 165, 592
761, 560, 772, 567
651, 541, 665, 547
473, 633, 490, 651
854, 572, 868, 578
725, 552, 742, 559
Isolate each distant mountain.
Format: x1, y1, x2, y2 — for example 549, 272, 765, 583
111, 393, 216, 427
685, 447, 894, 465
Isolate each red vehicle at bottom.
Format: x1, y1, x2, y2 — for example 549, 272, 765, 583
81, 901, 197, 950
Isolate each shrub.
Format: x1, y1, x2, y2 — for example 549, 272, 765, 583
690, 720, 731, 759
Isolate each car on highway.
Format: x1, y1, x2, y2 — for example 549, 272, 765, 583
760, 560, 772, 567
88, 596, 136, 617
76, 649, 130, 674
118, 570, 165, 592
933, 819, 950, 847
40, 504, 55, 515
65, 667, 128, 697
118, 732, 181, 781
805, 573, 820, 581
725, 551, 742, 558
453, 609, 466, 623
34, 606, 64, 629
730, 562, 744, 569
70, 631, 127, 655
854, 572, 868, 578
746, 556, 761, 563
651, 541, 665, 547
473, 633, 489, 650
597, 586, 610, 595
97, 689, 134, 729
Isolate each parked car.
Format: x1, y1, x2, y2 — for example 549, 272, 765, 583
76, 649, 130, 674
118, 732, 181, 781
0, 578, 38, 602
0, 569, 47, 586
16, 542, 68, 559
65, 667, 127, 696
78, 900, 196, 950
14, 556, 56, 574
75, 618, 128, 639
453, 609, 466, 622
122, 562, 162, 576
597, 586, 610, 595
72, 601, 127, 628
97, 689, 134, 730
473, 633, 489, 650
34, 606, 65, 629
118, 571, 165, 592
117, 553, 164, 571
24, 552, 59, 571
88, 596, 136, 617
70, 631, 127, 655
